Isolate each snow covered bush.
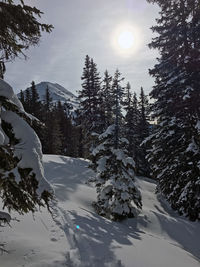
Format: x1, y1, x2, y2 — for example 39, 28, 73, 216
90, 125, 142, 221
0, 79, 53, 217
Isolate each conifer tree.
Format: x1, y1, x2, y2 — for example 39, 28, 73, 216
147, 0, 200, 220
77, 55, 102, 156
19, 90, 25, 107
90, 70, 142, 220
44, 106, 62, 155
111, 69, 125, 149
24, 89, 31, 113
0, 0, 53, 78
137, 87, 150, 176
102, 70, 113, 128
124, 85, 140, 167
0, 80, 52, 216
30, 81, 41, 119
90, 125, 142, 221
45, 86, 52, 113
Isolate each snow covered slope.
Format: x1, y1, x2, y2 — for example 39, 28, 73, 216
19, 81, 79, 110
1, 155, 200, 267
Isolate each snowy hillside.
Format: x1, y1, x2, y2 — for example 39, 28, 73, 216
1, 155, 200, 267
19, 81, 79, 110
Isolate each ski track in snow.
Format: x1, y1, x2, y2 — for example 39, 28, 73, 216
1, 154, 200, 267
45, 155, 200, 267
53, 204, 95, 267
52, 198, 123, 267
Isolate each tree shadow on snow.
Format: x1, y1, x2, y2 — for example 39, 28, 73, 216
68, 208, 145, 267
43, 157, 94, 202
154, 195, 200, 262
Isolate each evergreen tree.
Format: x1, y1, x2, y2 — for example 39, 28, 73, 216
111, 69, 125, 149
124, 85, 139, 159
24, 89, 31, 113
0, 0, 53, 78
19, 90, 25, 107
147, 0, 200, 220
44, 106, 62, 155
77, 55, 102, 156
0, 80, 52, 216
90, 125, 142, 221
137, 87, 150, 176
90, 70, 142, 220
30, 81, 41, 118
102, 70, 113, 128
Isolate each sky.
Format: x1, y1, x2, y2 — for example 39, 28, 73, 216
5, 0, 160, 96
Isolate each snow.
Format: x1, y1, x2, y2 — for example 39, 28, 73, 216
99, 124, 115, 139
0, 80, 52, 198
196, 120, 200, 131
1, 155, 200, 267
0, 79, 24, 110
18, 81, 79, 111
1, 110, 52, 194
186, 137, 199, 154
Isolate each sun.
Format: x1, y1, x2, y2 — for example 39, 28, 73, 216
112, 24, 141, 56
117, 31, 134, 50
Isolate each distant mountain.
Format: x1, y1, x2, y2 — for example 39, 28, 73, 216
18, 81, 79, 111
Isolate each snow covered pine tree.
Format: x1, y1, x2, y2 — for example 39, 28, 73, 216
147, 0, 200, 220
90, 125, 142, 221
0, 80, 53, 222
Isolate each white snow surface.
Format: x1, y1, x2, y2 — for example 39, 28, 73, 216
1, 154, 200, 267
1, 110, 52, 194
0, 79, 24, 110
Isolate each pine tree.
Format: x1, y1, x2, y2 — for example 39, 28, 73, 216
30, 81, 41, 119
44, 86, 52, 113
0, 0, 53, 78
124, 82, 134, 154
137, 87, 150, 176
77, 55, 102, 156
0, 80, 52, 216
147, 0, 200, 220
19, 90, 25, 106
90, 125, 142, 221
90, 70, 142, 221
24, 89, 31, 113
44, 106, 62, 155
102, 70, 113, 128
111, 69, 125, 149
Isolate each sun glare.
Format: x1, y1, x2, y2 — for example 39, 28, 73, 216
112, 24, 141, 56
118, 31, 134, 50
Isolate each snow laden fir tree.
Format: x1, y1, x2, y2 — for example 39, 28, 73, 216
90, 70, 142, 221
90, 125, 142, 221
0, 79, 53, 222
147, 0, 200, 220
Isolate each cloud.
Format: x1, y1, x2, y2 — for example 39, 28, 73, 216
4, 0, 159, 96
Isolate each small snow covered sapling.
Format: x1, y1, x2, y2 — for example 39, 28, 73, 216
0, 80, 53, 217
90, 125, 142, 221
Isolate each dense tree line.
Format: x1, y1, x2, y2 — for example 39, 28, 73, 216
77, 55, 150, 220
18, 57, 151, 221
20, 56, 151, 180
19, 82, 79, 157
77, 55, 151, 177
146, 0, 200, 221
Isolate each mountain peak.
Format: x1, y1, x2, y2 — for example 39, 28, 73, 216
19, 81, 79, 110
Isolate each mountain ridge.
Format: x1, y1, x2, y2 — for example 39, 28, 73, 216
18, 81, 79, 110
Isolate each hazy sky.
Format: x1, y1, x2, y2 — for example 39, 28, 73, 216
5, 0, 160, 95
